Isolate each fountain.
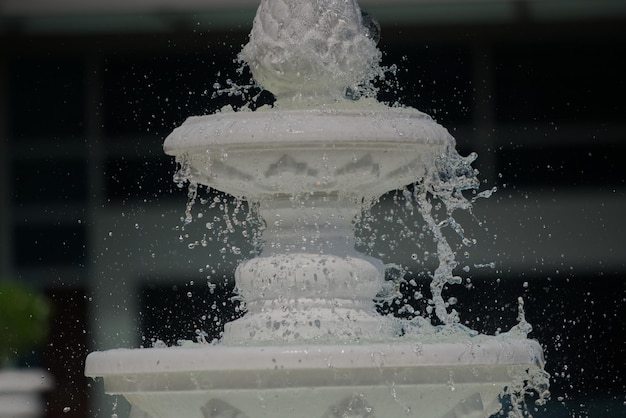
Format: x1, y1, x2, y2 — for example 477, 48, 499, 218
85, 1, 548, 417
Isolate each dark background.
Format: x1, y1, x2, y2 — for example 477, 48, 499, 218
1, 1, 625, 417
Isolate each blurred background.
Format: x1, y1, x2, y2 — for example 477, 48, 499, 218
0, 0, 625, 417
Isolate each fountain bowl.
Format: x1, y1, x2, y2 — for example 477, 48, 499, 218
163, 105, 453, 200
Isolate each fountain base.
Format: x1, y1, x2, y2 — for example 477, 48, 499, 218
86, 339, 543, 418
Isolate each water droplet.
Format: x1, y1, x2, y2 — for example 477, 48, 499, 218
413, 343, 423, 355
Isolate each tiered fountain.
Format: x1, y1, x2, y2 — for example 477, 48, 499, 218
85, 1, 547, 417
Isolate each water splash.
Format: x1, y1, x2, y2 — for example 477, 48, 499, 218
412, 149, 481, 324
501, 360, 551, 417
239, 0, 382, 104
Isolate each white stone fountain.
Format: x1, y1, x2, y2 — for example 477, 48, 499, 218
85, 1, 547, 417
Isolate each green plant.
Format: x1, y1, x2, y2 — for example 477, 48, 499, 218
0, 280, 51, 367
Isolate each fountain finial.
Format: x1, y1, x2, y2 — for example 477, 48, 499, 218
239, 0, 381, 104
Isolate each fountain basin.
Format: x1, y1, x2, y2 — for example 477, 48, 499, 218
163, 106, 453, 200
86, 339, 543, 418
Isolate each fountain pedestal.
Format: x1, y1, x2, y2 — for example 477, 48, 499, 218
225, 194, 393, 344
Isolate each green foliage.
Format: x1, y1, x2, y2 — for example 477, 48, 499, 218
0, 280, 51, 366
